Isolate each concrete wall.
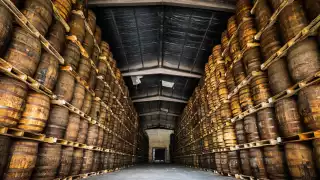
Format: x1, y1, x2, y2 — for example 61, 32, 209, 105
145, 129, 174, 163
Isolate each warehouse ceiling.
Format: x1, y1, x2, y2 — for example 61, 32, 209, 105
91, 0, 234, 130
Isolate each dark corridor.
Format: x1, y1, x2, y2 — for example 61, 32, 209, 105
154, 148, 166, 161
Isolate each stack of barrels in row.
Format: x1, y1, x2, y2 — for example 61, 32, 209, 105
135, 129, 149, 163
0, 0, 140, 179
174, 0, 320, 179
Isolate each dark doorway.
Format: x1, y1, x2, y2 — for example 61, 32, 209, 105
154, 148, 165, 161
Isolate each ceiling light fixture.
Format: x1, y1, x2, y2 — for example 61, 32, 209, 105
161, 80, 174, 88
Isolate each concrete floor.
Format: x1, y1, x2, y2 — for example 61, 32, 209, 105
87, 164, 234, 180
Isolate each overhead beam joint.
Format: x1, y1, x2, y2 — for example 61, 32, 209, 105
132, 96, 188, 103
122, 68, 201, 78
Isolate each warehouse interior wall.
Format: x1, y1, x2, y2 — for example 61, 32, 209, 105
145, 129, 174, 163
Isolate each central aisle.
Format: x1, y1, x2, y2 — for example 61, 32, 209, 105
87, 164, 234, 180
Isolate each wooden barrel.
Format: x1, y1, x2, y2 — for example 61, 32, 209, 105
242, 48, 262, 75
45, 105, 69, 139
90, 100, 101, 120
97, 127, 104, 147
91, 152, 100, 172
4, 27, 41, 76
78, 57, 92, 82
260, 26, 282, 60
239, 149, 251, 176
70, 148, 83, 175
235, 120, 247, 144
226, 69, 236, 92
64, 113, 80, 142
220, 102, 231, 121
63, 40, 81, 70
21, 0, 53, 36
217, 82, 228, 101
18, 92, 50, 133
304, 0, 320, 20
263, 146, 289, 180
31, 143, 61, 180
268, 59, 293, 95
0, 5, 13, 55
34, 53, 59, 90
227, 15, 237, 38
298, 85, 320, 131
91, 46, 100, 66
0, 76, 28, 128
56, 146, 73, 178
53, 0, 72, 22
69, 13, 85, 43
71, 83, 85, 109
0, 136, 11, 179
313, 139, 320, 174
102, 152, 108, 170
87, 124, 98, 146
83, 31, 94, 57
230, 94, 241, 117
249, 148, 267, 179
3, 140, 38, 180
99, 152, 105, 170
91, 151, 103, 172
220, 152, 230, 174
81, 92, 92, 114
232, 60, 246, 85
101, 41, 110, 56
285, 142, 317, 179
54, 71, 75, 102
228, 151, 241, 175
102, 87, 112, 105
217, 129, 225, 148
47, 21, 66, 54
244, 114, 260, 142
304, 0, 320, 43
287, 38, 320, 83
275, 98, 303, 137
257, 107, 279, 140
94, 80, 105, 99
223, 125, 237, 147
254, 0, 272, 30
87, 10, 96, 33
102, 132, 109, 149
238, 20, 257, 49
271, 1, 308, 42
239, 85, 253, 111
80, 150, 94, 174
99, 106, 107, 126
76, 118, 89, 144
88, 68, 97, 90
94, 26, 102, 45
215, 152, 222, 173
251, 73, 271, 105
236, 0, 251, 22
98, 59, 108, 79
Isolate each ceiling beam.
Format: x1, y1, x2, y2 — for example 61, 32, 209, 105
122, 68, 201, 78
88, 0, 235, 12
139, 111, 180, 117
132, 96, 188, 103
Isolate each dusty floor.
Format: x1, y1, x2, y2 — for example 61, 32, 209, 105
87, 164, 234, 180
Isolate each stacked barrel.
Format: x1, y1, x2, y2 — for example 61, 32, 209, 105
174, 0, 320, 179
135, 129, 149, 164
0, 0, 140, 179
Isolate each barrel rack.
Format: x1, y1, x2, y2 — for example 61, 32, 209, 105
0, 0, 139, 178
175, 0, 320, 179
